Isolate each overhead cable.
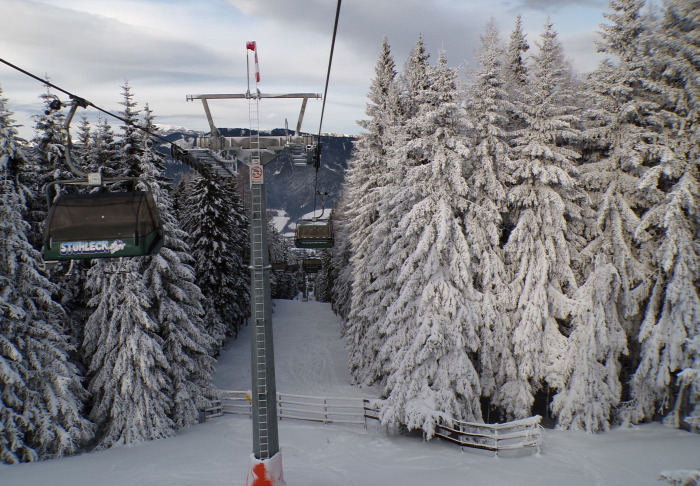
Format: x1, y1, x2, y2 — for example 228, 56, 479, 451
0, 57, 175, 148
313, 0, 342, 218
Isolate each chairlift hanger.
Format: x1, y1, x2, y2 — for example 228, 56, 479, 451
0, 57, 226, 184
294, 191, 334, 249
41, 98, 164, 262
284, 119, 320, 169
302, 258, 322, 274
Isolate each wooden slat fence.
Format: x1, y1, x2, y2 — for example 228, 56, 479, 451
203, 390, 542, 455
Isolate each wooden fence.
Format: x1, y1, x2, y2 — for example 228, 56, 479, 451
204, 390, 542, 455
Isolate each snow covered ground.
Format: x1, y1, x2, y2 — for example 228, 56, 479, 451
269, 209, 291, 235
1, 299, 698, 485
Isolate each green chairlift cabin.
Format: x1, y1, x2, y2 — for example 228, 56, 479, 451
271, 261, 288, 272
294, 219, 334, 249
294, 191, 334, 249
43, 188, 164, 261
301, 258, 322, 274
41, 98, 164, 262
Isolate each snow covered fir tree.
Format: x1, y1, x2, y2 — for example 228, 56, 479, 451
0, 81, 250, 462
1, 87, 94, 463
0, 0, 698, 468
334, 0, 698, 437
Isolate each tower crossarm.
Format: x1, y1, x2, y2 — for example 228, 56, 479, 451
195, 135, 314, 152
187, 93, 321, 100
187, 93, 321, 140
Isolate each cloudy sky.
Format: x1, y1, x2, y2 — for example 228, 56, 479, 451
1, 0, 611, 139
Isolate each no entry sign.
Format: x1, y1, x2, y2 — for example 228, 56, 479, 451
250, 163, 264, 185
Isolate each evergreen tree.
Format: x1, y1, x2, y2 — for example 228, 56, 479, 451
82, 89, 175, 448
76, 113, 91, 150
174, 173, 226, 345
84, 116, 118, 174
505, 14, 530, 87
344, 36, 404, 384
138, 105, 217, 427
377, 50, 482, 436
23, 87, 69, 250
179, 170, 249, 346
577, 0, 657, 419
629, 0, 700, 425
329, 193, 353, 320
83, 258, 174, 449
654, 0, 700, 431
314, 249, 334, 303
502, 14, 532, 142
268, 215, 298, 300
502, 20, 585, 419
463, 19, 517, 416
116, 81, 142, 178
0, 89, 93, 462
550, 259, 628, 432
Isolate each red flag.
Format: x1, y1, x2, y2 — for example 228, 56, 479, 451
247, 41, 260, 83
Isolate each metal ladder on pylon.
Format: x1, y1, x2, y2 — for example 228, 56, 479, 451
248, 78, 272, 459
249, 88, 261, 167
251, 188, 269, 459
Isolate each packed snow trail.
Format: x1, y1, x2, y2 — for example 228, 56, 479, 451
1, 299, 698, 486
213, 299, 375, 398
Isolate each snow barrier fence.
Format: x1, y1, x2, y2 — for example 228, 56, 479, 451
205, 390, 542, 455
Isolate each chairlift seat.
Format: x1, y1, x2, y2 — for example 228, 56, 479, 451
288, 144, 308, 167
271, 262, 287, 272
42, 191, 164, 261
294, 220, 334, 249
302, 258, 322, 274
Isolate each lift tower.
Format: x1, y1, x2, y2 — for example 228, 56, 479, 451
177, 42, 321, 485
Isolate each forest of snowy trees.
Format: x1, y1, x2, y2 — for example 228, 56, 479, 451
0, 0, 697, 468
0, 79, 254, 462
327, 0, 698, 437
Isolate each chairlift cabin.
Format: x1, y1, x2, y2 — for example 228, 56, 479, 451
40, 98, 164, 262
294, 219, 334, 249
271, 261, 287, 272
302, 258, 322, 274
42, 189, 164, 261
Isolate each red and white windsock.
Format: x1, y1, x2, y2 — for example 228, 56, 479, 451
246, 41, 260, 83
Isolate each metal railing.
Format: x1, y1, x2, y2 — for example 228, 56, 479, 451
204, 390, 543, 454
210, 390, 370, 426
434, 415, 543, 456
278, 393, 367, 425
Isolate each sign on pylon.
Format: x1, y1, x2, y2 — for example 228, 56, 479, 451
250, 162, 263, 185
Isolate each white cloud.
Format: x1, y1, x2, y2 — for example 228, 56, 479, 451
1, 0, 607, 138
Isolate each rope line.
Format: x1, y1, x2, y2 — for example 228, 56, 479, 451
2, 0, 342, 182
313, 0, 342, 219
317, 0, 342, 140
0, 57, 175, 148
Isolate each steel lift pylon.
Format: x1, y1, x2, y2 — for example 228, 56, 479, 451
176, 42, 321, 486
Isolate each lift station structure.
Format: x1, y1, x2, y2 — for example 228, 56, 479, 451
174, 42, 321, 485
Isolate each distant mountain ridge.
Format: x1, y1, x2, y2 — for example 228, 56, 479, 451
156, 126, 356, 228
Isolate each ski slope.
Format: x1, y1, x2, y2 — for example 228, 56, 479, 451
1, 299, 698, 485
